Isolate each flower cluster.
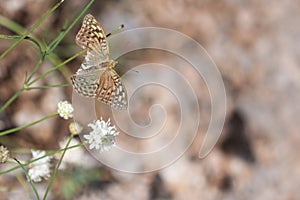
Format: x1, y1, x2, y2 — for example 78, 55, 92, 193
84, 118, 119, 153
28, 150, 52, 182
57, 100, 74, 120
0, 145, 9, 163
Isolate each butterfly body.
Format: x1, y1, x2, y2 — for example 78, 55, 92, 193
71, 14, 127, 110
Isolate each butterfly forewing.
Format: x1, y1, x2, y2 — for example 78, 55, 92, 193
96, 69, 128, 110
76, 14, 109, 66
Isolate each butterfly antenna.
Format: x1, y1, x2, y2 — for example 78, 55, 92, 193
106, 24, 124, 37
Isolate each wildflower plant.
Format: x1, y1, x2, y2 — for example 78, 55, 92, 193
28, 150, 52, 183
0, 0, 122, 199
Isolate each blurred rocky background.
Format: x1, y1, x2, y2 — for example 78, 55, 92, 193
0, 0, 300, 199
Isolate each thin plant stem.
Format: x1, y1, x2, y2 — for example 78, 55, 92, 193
0, 113, 58, 136
14, 158, 40, 200
1, 49, 83, 113
0, 35, 42, 54
0, 88, 25, 113
32, 0, 96, 81
0, 0, 65, 112
28, 49, 86, 85
0, 0, 64, 60
0, 0, 94, 113
0, 15, 70, 82
46, 0, 95, 53
43, 135, 74, 200
26, 58, 45, 85
0, 15, 28, 34
0, 142, 86, 175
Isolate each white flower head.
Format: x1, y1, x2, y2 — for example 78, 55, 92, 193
28, 150, 52, 183
83, 118, 119, 153
0, 145, 9, 163
57, 100, 74, 120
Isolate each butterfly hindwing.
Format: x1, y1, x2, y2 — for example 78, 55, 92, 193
70, 69, 103, 98
96, 69, 127, 110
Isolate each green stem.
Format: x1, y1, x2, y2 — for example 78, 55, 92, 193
0, 0, 64, 60
0, 113, 58, 136
0, 143, 85, 175
46, 0, 95, 53
0, 1, 65, 113
0, 35, 43, 55
0, 15, 27, 34
0, 0, 94, 114
0, 15, 69, 83
43, 135, 74, 200
28, 49, 86, 85
0, 88, 25, 113
25, 58, 45, 84
14, 158, 40, 200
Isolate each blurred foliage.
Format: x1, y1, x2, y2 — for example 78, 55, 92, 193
55, 167, 111, 199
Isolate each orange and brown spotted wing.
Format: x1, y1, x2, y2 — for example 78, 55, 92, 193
96, 69, 127, 110
75, 14, 109, 66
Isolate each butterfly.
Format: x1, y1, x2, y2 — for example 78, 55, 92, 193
71, 14, 127, 110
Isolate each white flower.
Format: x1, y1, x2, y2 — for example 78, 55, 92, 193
28, 150, 52, 182
0, 145, 9, 163
57, 100, 74, 120
83, 118, 119, 152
